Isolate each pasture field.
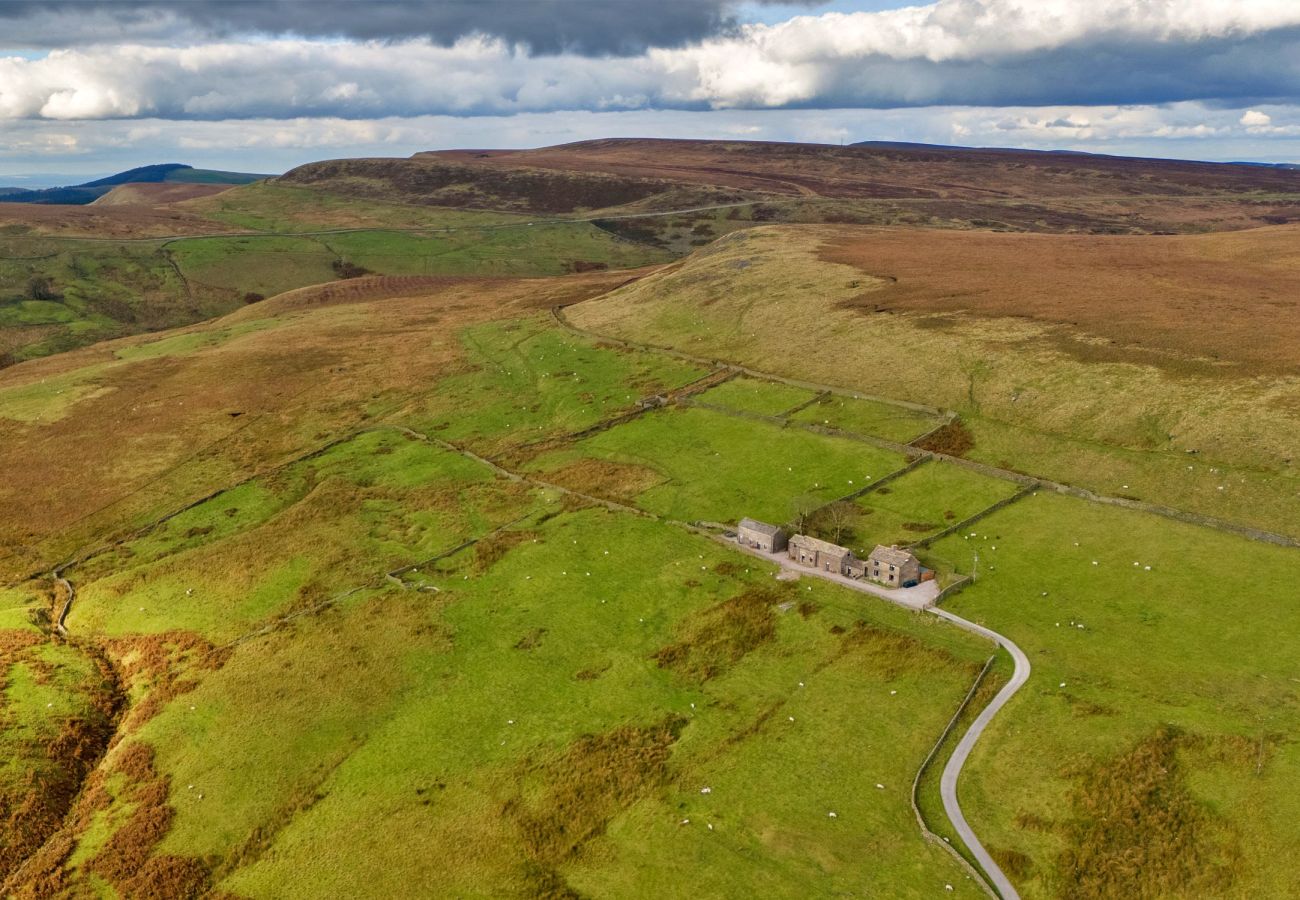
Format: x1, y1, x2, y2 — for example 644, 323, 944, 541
151, 507, 992, 898
693, 375, 816, 416
789, 393, 946, 444
527, 405, 909, 524
847, 459, 1021, 553
569, 225, 1300, 539
930, 492, 1300, 899
67, 429, 540, 642
168, 235, 340, 298
407, 314, 709, 456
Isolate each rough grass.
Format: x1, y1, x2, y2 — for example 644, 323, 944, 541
846, 459, 1020, 552
568, 225, 1300, 539
1056, 726, 1237, 898
652, 587, 785, 682
0, 635, 119, 880
407, 314, 708, 457
694, 376, 816, 417
509, 715, 686, 866
528, 405, 908, 525
790, 393, 945, 443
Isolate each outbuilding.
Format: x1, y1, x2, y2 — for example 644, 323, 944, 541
737, 518, 788, 553
788, 534, 856, 575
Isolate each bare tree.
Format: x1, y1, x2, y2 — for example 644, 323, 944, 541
789, 493, 822, 535
26, 276, 56, 301
810, 500, 861, 545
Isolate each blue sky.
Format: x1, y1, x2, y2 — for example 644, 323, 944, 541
1, 0, 1298, 177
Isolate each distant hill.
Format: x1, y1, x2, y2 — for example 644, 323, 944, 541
854, 139, 1300, 170
0, 163, 268, 205
274, 137, 1298, 229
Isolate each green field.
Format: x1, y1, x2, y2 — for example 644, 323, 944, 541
408, 315, 709, 455
135, 507, 991, 898
931, 492, 1300, 898
529, 405, 909, 524
846, 460, 1022, 553
790, 393, 946, 444
693, 375, 816, 416
69, 429, 540, 642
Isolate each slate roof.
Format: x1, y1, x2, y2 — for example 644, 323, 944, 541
869, 544, 917, 567
738, 518, 784, 537
789, 534, 854, 558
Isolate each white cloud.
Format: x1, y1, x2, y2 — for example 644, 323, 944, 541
0, 1, 1299, 122
1241, 109, 1272, 127
2, 103, 1297, 180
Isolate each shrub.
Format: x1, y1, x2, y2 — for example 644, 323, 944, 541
331, 259, 370, 279
25, 276, 57, 300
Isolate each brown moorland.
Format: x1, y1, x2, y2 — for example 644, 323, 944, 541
0, 199, 235, 239
821, 224, 1300, 375
89, 182, 237, 208
0, 269, 640, 582
418, 138, 1300, 231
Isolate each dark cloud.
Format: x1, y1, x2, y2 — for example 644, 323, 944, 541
0, 0, 806, 55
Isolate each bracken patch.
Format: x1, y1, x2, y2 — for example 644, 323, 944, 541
651, 587, 785, 682
1055, 725, 1239, 899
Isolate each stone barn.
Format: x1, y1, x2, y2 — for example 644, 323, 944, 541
867, 545, 922, 588
737, 518, 788, 552
788, 534, 856, 575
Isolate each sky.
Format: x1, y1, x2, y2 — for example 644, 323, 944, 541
1, 0, 1299, 179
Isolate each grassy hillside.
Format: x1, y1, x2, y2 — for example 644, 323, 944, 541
4, 143, 1300, 897
569, 224, 1300, 539
0, 195, 671, 365
0, 275, 1003, 897
2, 241, 1299, 896
933, 492, 1300, 899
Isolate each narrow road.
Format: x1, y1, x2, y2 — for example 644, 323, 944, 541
727, 539, 1028, 897
931, 607, 1031, 900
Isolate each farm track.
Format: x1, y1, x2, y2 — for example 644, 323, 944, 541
931, 610, 1030, 900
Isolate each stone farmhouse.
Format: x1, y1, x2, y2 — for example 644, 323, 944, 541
866, 544, 922, 588
788, 533, 856, 574
737, 518, 788, 552
737, 517, 925, 589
